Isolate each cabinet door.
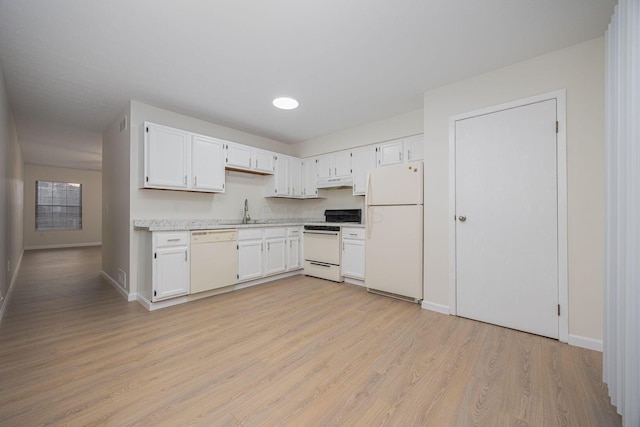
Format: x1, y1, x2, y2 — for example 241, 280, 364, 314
153, 246, 189, 301
254, 149, 275, 174
352, 147, 377, 195
342, 239, 365, 279
302, 158, 319, 197
287, 237, 301, 270
144, 123, 189, 189
273, 155, 290, 196
317, 154, 333, 179
225, 142, 252, 170
191, 135, 225, 192
404, 134, 424, 162
265, 237, 286, 275
290, 158, 303, 197
238, 240, 263, 281
378, 140, 404, 167
334, 151, 352, 177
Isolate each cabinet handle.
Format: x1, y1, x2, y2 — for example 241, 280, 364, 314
289, 241, 292, 248
184, 250, 187, 261
329, 168, 331, 176
267, 242, 270, 251
256, 159, 259, 169
334, 167, 337, 175
167, 238, 180, 242
184, 175, 187, 185
261, 243, 263, 252
194, 176, 197, 186
398, 152, 402, 162
408, 149, 411, 160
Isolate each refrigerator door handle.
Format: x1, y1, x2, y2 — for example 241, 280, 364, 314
366, 206, 372, 240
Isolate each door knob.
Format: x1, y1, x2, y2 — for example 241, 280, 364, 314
458, 216, 466, 222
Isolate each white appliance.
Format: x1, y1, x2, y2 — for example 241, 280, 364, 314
190, 229, 238, 294
303, 209, 362, 282
365, 162, 423, 301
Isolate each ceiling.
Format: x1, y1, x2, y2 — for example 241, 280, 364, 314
0, 0, 616, 171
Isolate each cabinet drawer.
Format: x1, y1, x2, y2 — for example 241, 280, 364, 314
342, 227, 365, 240
264, 227, 286, 238
238, 228, 263, 241
154, 231, 189, 247
287, 227, 302, 237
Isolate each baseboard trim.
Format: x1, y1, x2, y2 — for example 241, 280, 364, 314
344, 277, 365, 287
137, 294, 187, 311
0, 249, 24, 326
100, 270, 136, 302
421, 300, 450, 315
568, 334, 603, 352
25, 242, 102, 250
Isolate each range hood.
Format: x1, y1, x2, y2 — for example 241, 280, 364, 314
316, 175, 354, 189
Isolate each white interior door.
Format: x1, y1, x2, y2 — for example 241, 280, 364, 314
455, 99, 559, 339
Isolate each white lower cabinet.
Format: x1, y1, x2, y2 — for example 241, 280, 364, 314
238, 226, 303, 282
264, 228, 287, 275
342, 227, 365, 280
238, 229, 264, 282
152, 231, 190, 301
286, 227, 302, 270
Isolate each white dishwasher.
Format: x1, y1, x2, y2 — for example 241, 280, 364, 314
190, 229, 238, 294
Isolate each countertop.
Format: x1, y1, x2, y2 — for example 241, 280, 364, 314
133, 218, 365, 231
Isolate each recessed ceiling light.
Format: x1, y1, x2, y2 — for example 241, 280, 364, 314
273, 97, 299, 110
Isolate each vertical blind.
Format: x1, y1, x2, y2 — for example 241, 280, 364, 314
35, 181, 82, 231
604, 1, 640, 426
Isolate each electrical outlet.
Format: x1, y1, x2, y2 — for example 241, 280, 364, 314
117, 269, 127, 289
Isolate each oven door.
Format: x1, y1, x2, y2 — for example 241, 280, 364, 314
303, 230, 341, 265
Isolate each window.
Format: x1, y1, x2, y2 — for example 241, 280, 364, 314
35, 181, 82, 231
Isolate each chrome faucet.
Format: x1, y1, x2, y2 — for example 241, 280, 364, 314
242, 198, 251, 224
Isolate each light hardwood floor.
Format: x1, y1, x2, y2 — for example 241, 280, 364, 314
0, 247, 621, 426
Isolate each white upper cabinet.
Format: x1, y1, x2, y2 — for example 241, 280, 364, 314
273, 155, 290, 196
254, 149, 275, 174
351, 146, 377, 196
317, 150, 352, 179
225, 142, 253, 170
290, 157, 303, 197
224, 142, 275, 175
144, 123, 190, 190
144, 122, 225, 193
191, 135, 225, 192
377, 139, 404, 167
302, 157, 325, 198
404, 134, 424, 162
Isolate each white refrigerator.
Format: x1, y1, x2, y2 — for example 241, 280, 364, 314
365, 161, 423, 301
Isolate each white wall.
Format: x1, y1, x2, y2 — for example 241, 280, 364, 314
0, 64, 24, 314
101, 103, 132, 294
423, 38, 605, 342
23, 164, 101, 249
293, 109, 423, 158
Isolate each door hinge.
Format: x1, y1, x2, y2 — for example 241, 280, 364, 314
237, 244, 239, 250
557, 304, 561, 316
146, 176, 149, 182
237, 273, 239, 279
556, 121, 559, 133
154, 252, 157, 259
154, 290, 156, 296
146, 126, 149, 133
